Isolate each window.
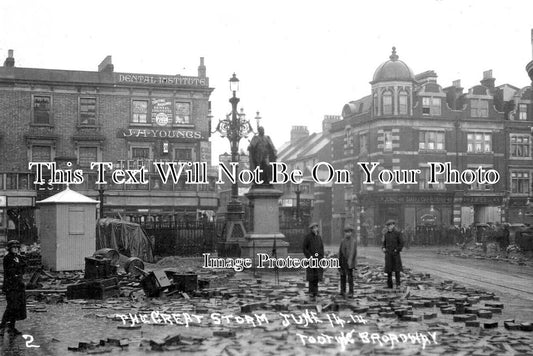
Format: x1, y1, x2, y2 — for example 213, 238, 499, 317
6, 174, 17, 190
399, 91, 408, 115
359, 133, 368, 153
471, 99, 489, 117
132, 147, 150, 160
78, 147, 98, 167
470, 165, 493, 191
175, 102, 191, 124
18, 174, 30, 190
175, 148, 192, 162
470, 181, 493, 191
132, 100, 149, 123
518, 104, 528, 121
31, 145, 52, 162
419, 167, 445, 190
383, 130, 393, 151
511, 171, 530, 194
377, 167, 393, 190
419, 131, 445, 151
422, 97, 441, 116
345, 127, 353, 148
80, 98, 97, 125
128, 147, 151, 171
373, 93, 378, 115
33, 95, 51, 124
467, 132, 491, 153
382, 91, 392, 115
510, 135, 531, 158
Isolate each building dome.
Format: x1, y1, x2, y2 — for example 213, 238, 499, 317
372, 47, 415, 83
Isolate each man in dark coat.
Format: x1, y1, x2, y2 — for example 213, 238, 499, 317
382, 220, 404, 288
302, 222, 324, 300
338, 225, 357, 297
1, 240, 27, 336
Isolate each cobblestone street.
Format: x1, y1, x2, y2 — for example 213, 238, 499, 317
1, 248, 532, 356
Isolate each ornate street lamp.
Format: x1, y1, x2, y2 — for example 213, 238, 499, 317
212, 73, 255, 254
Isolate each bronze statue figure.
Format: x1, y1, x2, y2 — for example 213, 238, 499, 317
248, 127, 277, 186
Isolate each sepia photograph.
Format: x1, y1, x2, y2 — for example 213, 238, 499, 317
0, 0, 532, 355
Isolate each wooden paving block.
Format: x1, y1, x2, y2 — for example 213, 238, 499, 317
483, 321, 498, 329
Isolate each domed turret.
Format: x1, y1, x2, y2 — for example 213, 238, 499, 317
372, 47, 415, 83
371, 47, 415, 117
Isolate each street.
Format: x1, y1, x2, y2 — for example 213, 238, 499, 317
357, 246, 533, 321
0, 247, 532, 355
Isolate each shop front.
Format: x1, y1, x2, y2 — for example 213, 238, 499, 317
359, 192, 454, 230
0, 172, 37, 245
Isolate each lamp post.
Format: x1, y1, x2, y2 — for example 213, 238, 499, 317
214, 73, 254, 203
294, 183, 301, 222
97, 184, 105, 219
254, 111, 262, 131
213, 74, 255, 252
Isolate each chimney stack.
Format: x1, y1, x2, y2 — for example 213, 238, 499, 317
480, 69, 495, 89
98, 55, 114, 72
198, 57, 206, 78
4, 49, 15, 67
444, 79, 464, 110
322, 115, 340, 133
290, 126, 309, 144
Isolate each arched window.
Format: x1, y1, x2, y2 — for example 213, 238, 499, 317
399, 90, 408, 115
382, 91, 392, 115
345, 127, 353, 148
373, 92, 378, 116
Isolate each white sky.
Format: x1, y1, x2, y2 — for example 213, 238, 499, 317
1, 0, 532, 163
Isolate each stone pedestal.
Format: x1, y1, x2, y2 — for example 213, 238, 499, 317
217, 200, 246, 257
239, 187, 289, 266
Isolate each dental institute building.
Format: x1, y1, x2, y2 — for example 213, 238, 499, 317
0, 51, 217, 243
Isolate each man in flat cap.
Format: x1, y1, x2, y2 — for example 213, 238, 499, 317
302, 222, 324, 301
382, 220, 404, 289
338, 224, 357, 297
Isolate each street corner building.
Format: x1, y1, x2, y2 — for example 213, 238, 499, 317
0, 50, 217, 245
327, 46, 533, 243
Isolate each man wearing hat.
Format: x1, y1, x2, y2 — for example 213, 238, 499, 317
0, 240, 27, 336
382, 220, 404, 289
338, 224, 357, 297
302, 222, 324, 301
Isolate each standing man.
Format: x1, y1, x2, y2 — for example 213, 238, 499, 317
382, 220, 404, 289
338, 225, 357, 297
0, 240, 27, 336
302, 222, 324, 301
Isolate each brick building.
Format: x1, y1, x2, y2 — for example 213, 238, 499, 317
0, 50, 217, 243
277, 116, 339, 243
330, 47, 533, 244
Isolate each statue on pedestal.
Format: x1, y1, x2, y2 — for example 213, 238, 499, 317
248, 127, 277, 186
